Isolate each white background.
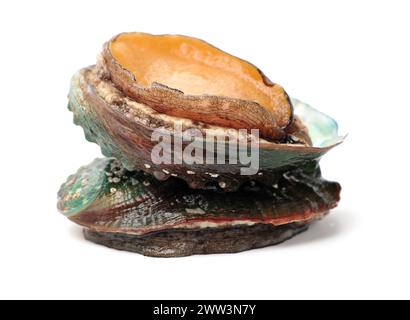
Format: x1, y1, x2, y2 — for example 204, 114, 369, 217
0, 0, 409, 300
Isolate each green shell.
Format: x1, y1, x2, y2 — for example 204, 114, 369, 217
57, 159, 107, 216
57, 158, 341, 235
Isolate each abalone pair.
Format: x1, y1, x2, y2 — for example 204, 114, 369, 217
58, 32, 343, 257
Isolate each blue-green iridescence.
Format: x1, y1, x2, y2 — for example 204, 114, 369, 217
68, 73, 127, 164
57, 158, 107, 217
58, 158, 164, 218
292, 98, 341, 148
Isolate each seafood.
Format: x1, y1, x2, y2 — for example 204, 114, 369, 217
59, 32, 344, 256
58, 158, 341, 257
103, 33, 292, 140
69, 66, 343, 190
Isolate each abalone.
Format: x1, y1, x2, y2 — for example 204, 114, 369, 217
59, 32, 344, 256
58, 158, 340, 257
69, 65, 343, 190
103, 33, 292, 139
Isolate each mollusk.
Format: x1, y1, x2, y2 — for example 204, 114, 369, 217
58, 158, 340, 257
59, 32, 344, 256
69, 65, 343, 191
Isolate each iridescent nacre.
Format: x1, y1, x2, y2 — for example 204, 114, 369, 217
292, 98, 342, 148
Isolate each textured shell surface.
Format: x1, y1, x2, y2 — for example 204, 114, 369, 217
58, 158, 341, 236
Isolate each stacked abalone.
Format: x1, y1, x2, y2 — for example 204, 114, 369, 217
58, 33, 343, 257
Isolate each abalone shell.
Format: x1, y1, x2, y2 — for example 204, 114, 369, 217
68, 67, 343, 191
58, 158, 341, 257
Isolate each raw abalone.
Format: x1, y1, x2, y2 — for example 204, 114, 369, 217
58, 158, 340, 257
59, 32, 344, 256
103, 33, 292, 140
69, 61, 343, 190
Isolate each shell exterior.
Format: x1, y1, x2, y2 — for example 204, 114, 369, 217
58, 158, 341, 237
68, 68, 344, 191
